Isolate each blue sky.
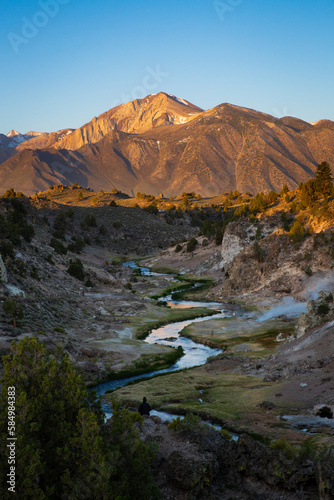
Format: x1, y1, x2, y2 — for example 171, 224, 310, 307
1, 0, 334, 133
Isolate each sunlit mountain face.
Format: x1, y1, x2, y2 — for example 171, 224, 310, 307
0, 93, 333, 197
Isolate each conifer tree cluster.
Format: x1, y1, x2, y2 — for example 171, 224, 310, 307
0, 337, 158, 499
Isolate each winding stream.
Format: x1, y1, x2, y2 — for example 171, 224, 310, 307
93, 261, 241, 421
93, 261, 323, 435
92, 262, 332, 435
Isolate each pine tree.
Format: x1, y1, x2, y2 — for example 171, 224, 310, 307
0, 337, 106, 499
2, 300, 23, 327
0, 338, 158, 500
105, 401, 158, 500
301, 179, 317, 208
315, 161, 333, 196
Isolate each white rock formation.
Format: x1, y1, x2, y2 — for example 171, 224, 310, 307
221, 222, 255, 268
220, 221, 277, 269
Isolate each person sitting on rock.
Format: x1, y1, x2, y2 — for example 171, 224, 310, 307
138, 396, 151, 416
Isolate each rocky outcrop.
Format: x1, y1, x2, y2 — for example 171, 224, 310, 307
221, 222, 253, 268
140, 418, 334, 499
220, 220, 280, 270
166, 450, 218, 495
297, 291, 334, 337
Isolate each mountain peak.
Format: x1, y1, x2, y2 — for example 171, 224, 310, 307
6, 129, 20, 137
1, 95, 334, 197
149, 92, 202, 109
52, 92, 203, 150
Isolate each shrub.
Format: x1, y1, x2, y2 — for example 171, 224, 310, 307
253, 241, 263, 262
215, 227, 223, 245
21, 223, 35, 242
266, 190, 278, 205
234, 204, 249, 217
181, 195, 190, 208
313, 231, 326, 249
301, 179, 317, 208
14, 258, 27, 277
317, 303, 330, 315
50, 237, 67, 255
54, 327, 65, 333
249, 193, 266, 214
85, 214, 97, 227
112, 220, 122, 229
67, 258, 84, 281
249, 214, 256, 223
53, 212, 67, 239
187, 237, 198, 252
67, 236, 85, 254
221, 429, 232, 440
289, 220, 306, 245
271, 437, 298, 460
3, 299, 24, 327
168, 413, 208, 437
281, 212, 291, 231
202, 220, 214, 238
175, 244, 182, 252
0, 240, 14, 260
143, 204, 159, 215
290, 201, 298, 213
45, 254, 54, 265
305, 267, 313, 276
66, 207, 74, 219
255, 226, 262, 240
30, 266, 40, 280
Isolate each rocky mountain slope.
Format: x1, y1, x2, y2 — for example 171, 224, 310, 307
1, 187, 334, 498
1, 93, 334, 197
0, 191, 197, 383
50, 92, 203, 149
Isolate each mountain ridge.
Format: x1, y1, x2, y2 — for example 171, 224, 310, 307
1, 93, 334, 196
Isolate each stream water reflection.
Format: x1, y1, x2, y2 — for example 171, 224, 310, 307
94, 313, 225, 398
93, 262, 237, 425
94, 262, 243, 433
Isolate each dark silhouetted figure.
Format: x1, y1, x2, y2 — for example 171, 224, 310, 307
138, 397, 151, 416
